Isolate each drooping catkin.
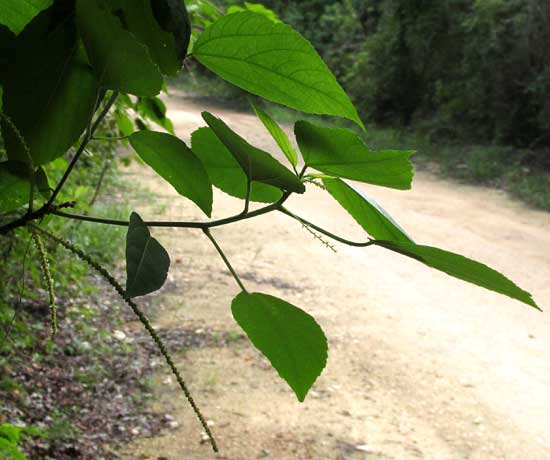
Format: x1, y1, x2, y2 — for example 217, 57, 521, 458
31, 230, 57, 337
32, 225, 218, 452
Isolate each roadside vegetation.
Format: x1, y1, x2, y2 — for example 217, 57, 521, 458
0, 1, 544, 458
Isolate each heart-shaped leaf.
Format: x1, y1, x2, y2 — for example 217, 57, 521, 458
232, 291, 328, 402
126, 212, 170, 298
295, 121, 414, 190
202, 112, 305, 194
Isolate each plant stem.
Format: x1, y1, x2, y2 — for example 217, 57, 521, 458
1, 188, 295, 235
203, 228, 247, 292
51, 191, 293, 229
242, 179, 252, 214
89, 160, 110, 208
33, 225, 219, 452
278, 207, 374, 247
47, 91, 119, 207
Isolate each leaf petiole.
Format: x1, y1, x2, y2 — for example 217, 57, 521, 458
203, 228, 247, 292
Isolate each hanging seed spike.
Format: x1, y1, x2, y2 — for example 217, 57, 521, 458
33, 226, 219, 452
31, 230, 58, 337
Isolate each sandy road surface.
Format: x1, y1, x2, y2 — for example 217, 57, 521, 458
119, 94, 550, 460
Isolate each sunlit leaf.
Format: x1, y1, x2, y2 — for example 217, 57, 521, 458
376, 241, 540, 310
126, 212, 170, 298
76, 0, 163, 96
323, 178, 412, 243
194, 12, 363, 128
253, 104, 298, 167
191, 127, 283, 203
227, 2, 280, 22
232, 292, 328, 402
295, 121, 414, 190
0, 0, 53, 35
202, 112, 305, 193
129, 131, 213, 216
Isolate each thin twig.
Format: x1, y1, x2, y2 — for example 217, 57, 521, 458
47, 91, 118, 207
242, 179, 252, 215
203, 228, 247, 292
279, 207, 374, 247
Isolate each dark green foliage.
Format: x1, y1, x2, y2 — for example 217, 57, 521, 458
1, 6, 98, 165
110, 0, 186, 76
76, 0, 163, 96
125, 212, 170, 298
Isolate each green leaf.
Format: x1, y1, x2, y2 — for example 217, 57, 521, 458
115, 110, 134, 137
109, 0, 189, 76
202, 112, 305, 194
136, 97, 175, 134
376, 241, 540, 310
129, 131, 213, 216
193, 12, 363, 128
0, 10, 98, 165
253, 104, 298, 167
232, 292, 328, 402
35, 166, 51, 199
0, 0, 53, 35
76, 0, 163, 96
227, 3, 280, 22
126, 212, 170, 298
295, 121, 414, 190
323, 178, 412, 243
0, 161, 30, 213
191, 127, 283, 203
149, 0, 191, 62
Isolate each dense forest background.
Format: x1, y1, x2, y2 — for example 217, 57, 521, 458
232, 0, 550, 157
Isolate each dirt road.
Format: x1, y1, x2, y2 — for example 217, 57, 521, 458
119, 94, 550, 460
